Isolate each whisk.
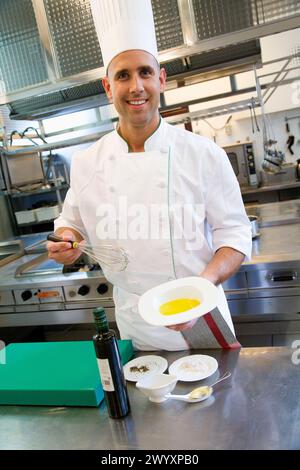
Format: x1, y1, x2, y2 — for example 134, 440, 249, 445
47, 234, 128, 272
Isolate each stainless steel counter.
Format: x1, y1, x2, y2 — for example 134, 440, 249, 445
231, 199, 300, 269
0, 347, 299, 450
242, 181, 300, 194
0, 252, 103, 289
246, 199, 300, 227
223, 204, 300, 342
244, 223, 300, 268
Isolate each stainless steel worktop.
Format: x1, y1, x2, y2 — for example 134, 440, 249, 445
246, 199, 300, 227
242, 180, 300, 194
0, 347, 299, 450
240, 199, 300, 269
0, 253, 105, 289
243, 223, 300, 268
0, 227, 294, 285
223, 202, 300, 327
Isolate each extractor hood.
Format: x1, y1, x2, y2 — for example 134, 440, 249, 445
0, 0, 299, 121
7, 40, 262, 121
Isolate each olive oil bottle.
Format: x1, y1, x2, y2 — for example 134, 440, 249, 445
93, 307, 130, 418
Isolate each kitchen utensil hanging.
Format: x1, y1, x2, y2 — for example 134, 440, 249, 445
249, 97, 260, 133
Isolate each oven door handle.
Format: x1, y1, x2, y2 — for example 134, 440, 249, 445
268, 271, 297, 282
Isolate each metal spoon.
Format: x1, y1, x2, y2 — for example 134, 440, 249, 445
165, 371, 231, 403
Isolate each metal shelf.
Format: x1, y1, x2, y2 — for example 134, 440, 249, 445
166, 98, 260, 125
1, 131, 107, 156
17, 218, 56, 228
8, 184, 69, 198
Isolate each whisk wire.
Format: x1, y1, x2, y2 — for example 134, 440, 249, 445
47, 234, 128, 271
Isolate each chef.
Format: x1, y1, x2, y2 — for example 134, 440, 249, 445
48, 0, 252, 351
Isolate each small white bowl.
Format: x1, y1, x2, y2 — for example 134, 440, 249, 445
136, 373, 177, 403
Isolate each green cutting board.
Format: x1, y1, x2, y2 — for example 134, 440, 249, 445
0, 340, 133, 407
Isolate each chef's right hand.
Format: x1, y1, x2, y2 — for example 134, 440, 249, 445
47, 229, 82, 265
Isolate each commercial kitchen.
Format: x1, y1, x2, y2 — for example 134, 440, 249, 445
0, 0, 300, 451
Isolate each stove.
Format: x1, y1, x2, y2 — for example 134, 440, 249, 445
0, 236, 115, 328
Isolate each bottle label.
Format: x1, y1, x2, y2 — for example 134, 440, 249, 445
97, 358, 115, 392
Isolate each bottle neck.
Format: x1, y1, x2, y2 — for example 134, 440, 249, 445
94, 318, 109, 335
93, 308, 109, 334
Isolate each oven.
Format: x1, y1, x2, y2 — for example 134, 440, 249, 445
222, 142, 258, 187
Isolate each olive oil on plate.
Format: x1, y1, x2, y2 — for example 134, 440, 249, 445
159, 298, 200, 316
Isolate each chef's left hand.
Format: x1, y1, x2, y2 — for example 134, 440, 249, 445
166, 318, 198, 332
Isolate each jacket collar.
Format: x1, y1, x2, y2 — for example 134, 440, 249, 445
113, 118, 167, 153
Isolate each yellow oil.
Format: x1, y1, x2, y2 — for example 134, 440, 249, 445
159, 298, 200, 316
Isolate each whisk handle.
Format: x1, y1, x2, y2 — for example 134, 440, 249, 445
47, 233, 77, 249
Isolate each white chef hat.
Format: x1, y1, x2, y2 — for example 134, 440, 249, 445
90, 0, 159, 70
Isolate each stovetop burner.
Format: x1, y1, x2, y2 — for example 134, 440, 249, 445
62, 254, 101, 273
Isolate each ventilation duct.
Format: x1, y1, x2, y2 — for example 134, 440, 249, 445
0, 0, 299, 120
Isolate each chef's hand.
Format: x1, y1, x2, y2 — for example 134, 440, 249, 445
47, 229, 82, 265
166, 318, 198, 332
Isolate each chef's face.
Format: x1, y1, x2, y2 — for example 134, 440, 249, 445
102, 50, 166, 129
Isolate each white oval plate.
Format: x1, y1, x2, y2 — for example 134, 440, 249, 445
169, 355, 218, 382
124, 355, 168, 382
138, 277, 218, 326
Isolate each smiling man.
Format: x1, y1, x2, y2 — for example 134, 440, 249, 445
47, 0, 252, 351
102, 50, 166, 152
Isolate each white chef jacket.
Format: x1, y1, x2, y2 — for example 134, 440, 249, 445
55, 118, 252, 350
